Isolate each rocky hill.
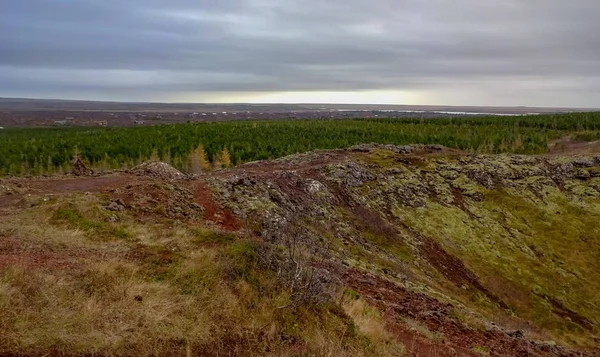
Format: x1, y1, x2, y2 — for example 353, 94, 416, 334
1, 145, 599, 356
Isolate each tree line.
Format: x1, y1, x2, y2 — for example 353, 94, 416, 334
1, 113, 600, 176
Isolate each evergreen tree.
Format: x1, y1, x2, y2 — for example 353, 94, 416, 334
150, 148, 160, 161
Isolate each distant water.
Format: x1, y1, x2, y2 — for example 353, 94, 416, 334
336, 109, 541, 116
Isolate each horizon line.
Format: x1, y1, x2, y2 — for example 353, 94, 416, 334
1, 96, 598, 110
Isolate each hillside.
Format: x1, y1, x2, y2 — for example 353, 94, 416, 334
1, 145, 599, 356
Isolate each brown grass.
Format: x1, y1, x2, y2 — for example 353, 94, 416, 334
0, 192, 403, 357
342, 294, 406, 356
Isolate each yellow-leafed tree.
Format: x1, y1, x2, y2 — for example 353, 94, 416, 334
189, 144, 211, 173
198, 145, 211, 171
221, 147, 231, 168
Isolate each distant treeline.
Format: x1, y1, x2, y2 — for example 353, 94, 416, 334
1, 113, 600, 176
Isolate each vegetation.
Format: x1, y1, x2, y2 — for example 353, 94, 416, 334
2, 112, 600, 176
2, 144, 600, 355
349, 151, 600, 347
0, 194, 397, 357
207, 147, 600, 351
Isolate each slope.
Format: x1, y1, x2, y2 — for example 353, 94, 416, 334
1, 145, 599, 356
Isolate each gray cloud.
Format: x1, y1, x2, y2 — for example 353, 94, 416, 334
0, 0, 599, 106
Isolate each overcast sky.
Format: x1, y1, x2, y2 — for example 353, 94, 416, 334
1, 0, 599, 106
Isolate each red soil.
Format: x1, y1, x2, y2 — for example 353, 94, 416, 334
24, 175, 134, 193
0, 235, 91, 271
341, 268, 567, 357
194, 182, 241, 231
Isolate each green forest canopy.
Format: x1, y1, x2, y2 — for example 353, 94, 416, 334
1, 113, 600, 176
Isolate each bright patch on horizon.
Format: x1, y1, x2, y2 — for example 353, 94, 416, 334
233, 90, 423, 104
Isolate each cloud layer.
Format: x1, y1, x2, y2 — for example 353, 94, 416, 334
1, 0, 599, 106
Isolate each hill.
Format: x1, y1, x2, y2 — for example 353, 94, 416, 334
1, 145, 599, 356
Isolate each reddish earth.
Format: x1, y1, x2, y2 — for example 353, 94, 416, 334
193, 183, 241, 231
0, 174, 242, 231
210, 150, 347, 181
0, 195, 23, 213
548, 137, 600, 155
545, 296, 595, 332
0, 175, 151, 216
341, 268, 576, 357
0, 175, 138, 209
0, 235, 94, 271
419, 237, 509, 310
24, 175, 140, 193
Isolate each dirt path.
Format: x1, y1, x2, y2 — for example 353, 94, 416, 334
202, 150, 352, 182
0, 234, 105, 271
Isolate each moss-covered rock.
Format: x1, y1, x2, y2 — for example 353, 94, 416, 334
206, 146, 600, 352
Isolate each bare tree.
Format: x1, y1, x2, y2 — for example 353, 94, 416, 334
256, 215, 333, 309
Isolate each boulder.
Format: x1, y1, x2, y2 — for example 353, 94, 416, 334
551, 163, 574, 181
572, 158, 594, 168
107, 201, 124, 212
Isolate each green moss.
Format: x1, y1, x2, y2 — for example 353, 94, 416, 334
345, 289, 360, 300
355, 149, 399, 168
472, 345, 489, 356
450, 174, 486, 196
243, 197, 278, 214
51, 203, 132, 241
398, 187, 600, 344
362, 231, 414, 263
192, 228, 237, 245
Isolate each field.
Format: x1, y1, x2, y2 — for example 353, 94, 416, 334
2, 112, 600, 176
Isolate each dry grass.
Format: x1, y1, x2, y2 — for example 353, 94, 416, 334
402, 318, 444, 344
0, 192, 402, 356
342, 295, 406, 356
1, 260, 212, 355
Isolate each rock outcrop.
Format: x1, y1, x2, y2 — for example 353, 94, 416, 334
129, 161, 186, 180
206, 147, 600, 355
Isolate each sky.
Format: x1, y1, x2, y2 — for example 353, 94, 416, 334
1, 0, 599, 107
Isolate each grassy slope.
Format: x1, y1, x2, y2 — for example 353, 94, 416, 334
0, 190, 402, 357
208, 147, 600, 352
2, 147, 600, 356
350, 150, 600, 347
